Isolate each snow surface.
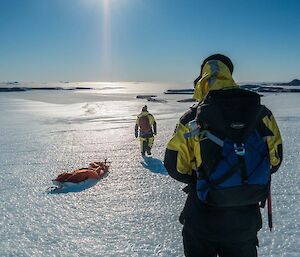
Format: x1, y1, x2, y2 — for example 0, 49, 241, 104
0, 82, 299, 257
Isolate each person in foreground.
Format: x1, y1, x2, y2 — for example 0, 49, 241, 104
164, 54, 283, 257
135, 105, 157, 156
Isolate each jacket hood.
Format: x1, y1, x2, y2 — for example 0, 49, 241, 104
139, 111, 149, 117
193, 60, 238, 102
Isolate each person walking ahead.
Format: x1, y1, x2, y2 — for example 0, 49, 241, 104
164, 54, 283, 257
135, 105, 157, 156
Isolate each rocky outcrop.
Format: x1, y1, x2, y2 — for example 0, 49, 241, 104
275, 79, 300, 86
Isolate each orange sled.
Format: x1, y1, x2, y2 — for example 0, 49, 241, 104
50, 161, 110, 193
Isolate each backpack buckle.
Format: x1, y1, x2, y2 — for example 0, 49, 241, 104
234, 143, 245, 156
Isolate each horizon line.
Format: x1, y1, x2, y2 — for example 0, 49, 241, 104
1, 79, 299, 85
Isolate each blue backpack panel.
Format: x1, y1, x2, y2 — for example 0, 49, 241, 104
196, 130, 270, 207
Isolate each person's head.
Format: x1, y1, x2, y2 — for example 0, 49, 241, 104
142, 105, 148, 112
201, 54, 234, 76
194, 54, 234, 87
193, 53, 237, 101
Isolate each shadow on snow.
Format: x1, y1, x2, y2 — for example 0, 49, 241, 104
47, 179, 99, 194
140, 156, 168, 175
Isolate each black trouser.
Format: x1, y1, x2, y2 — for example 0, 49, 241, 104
142, 138, 149, 153
183, 226, 258, 257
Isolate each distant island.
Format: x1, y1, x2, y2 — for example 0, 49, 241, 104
241, 79, 300, 93
275, 79, 300, 86
0, 86, 93, 92
164, 89, 194, 94
164, 79, 300, 95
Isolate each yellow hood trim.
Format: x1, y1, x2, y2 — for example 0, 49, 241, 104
138, 111, 149, 117
193, 60, 238, 101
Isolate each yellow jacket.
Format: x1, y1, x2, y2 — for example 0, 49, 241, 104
135, 111, 157, 137
164, 60, 283, 184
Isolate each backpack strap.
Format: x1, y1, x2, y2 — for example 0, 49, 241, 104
184, 125, 224, 148
233, 105, 267, 184
236, 150, 248, 184
205, 131, 224, 147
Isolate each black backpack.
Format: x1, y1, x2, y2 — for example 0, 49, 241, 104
185, 88, 271, 207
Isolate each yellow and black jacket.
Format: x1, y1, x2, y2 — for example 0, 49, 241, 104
135, 111, 157, 137
164, 60, 283, 241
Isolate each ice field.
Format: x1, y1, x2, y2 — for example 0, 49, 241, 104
0, 82, 299, 256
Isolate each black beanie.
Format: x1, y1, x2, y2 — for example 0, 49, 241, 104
200, 54, 234, 75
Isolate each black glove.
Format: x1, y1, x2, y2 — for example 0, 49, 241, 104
182, 185, 191, 194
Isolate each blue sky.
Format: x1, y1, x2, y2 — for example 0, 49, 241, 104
0, 0, 299, 83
